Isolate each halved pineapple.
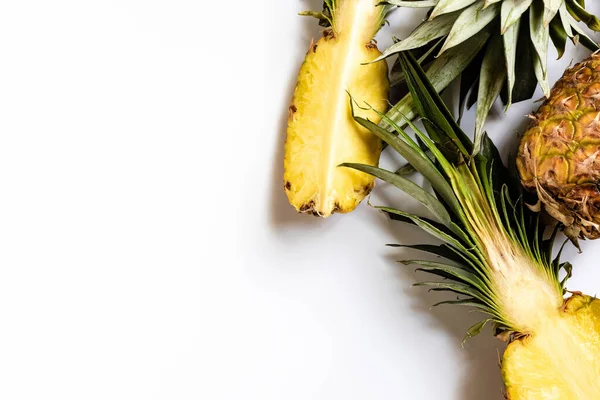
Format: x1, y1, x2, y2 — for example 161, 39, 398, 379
283, 0, 390, 217
347, 51, 600, 399
503, 295, 600, 399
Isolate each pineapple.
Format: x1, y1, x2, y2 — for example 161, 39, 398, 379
518, 52, 600, 245
283, 0, 391, 217
503, 295, 600, 398
377, 0, 600, 151
345, 52, 600, 399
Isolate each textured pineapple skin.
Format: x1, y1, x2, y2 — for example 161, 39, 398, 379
283, 30, 389, 217
517, 53, 600, 239
502, 295, 600, 399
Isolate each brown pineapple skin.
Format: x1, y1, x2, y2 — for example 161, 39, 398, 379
517, 53, 600, 240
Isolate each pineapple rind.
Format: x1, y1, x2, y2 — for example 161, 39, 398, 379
518, 53, 600, 240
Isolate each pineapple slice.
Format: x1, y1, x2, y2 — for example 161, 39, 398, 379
283, 0, 390, 217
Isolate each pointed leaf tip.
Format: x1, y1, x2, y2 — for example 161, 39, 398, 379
438, 2, 499, 55
462, 319, 491, 347
474, 33, 506, 154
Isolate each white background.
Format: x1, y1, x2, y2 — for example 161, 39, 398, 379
0, 1, 599, 399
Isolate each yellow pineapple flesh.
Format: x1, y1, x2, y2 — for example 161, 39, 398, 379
502, 295, 600, 399
284, 0, 390, 217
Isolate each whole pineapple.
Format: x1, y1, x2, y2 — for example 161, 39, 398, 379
283, 0, 391, 217
518, 53, 600, 242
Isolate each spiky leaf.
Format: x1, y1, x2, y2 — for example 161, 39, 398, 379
382, 32, 490, 130
379, 0, 438, 6
500, 0, 533, 33
530, 0, 550, 77
375, 12, 460, 60
567, 0, 600, 30
341, 163, 453, 226
439, 2, 500, 54
550, 12, 568, 58
503, 18, 520, 107
430, 0, 479, 18
463, 319, 492, 345
474, 34, 507, 152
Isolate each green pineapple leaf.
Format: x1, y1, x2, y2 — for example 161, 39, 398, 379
463, 319, 492, 345
438, 2, 500, 54
403, 260, 493, 296
500, 0, 533, 33
381, 0, 600, 154
340, 163, 453, 227
382, 33, 490, 131
374, 12, 460, 61
397, 52, 473, 156
474, 34, 507, 153
550, 13, 569, 59
503, 17, 520, 108
530, 0, 550, 78
387, 243, 467, 264
430, 0, 479, 18
432, 298, 494, 314
567, 0, 600, 30
378, 0, 438, 6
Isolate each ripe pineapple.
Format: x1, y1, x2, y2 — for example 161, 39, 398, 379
503, 295, 600, 398
283, 0, 391, 217
378, 0, 600, 151
347, 52, 600, 399
518, 53, 600, 243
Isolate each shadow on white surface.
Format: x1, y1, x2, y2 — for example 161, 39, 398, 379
375, 188, 506, 400
268, 1, 324, 230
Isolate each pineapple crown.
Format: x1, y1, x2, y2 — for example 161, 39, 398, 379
342, 52, 572, 343
300, 1, 395, 39
378, 0, 600, 154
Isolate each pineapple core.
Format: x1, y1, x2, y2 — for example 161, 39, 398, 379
453, 165, 600, 399
479, 233, 600, 399
283, 0, 389, 217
